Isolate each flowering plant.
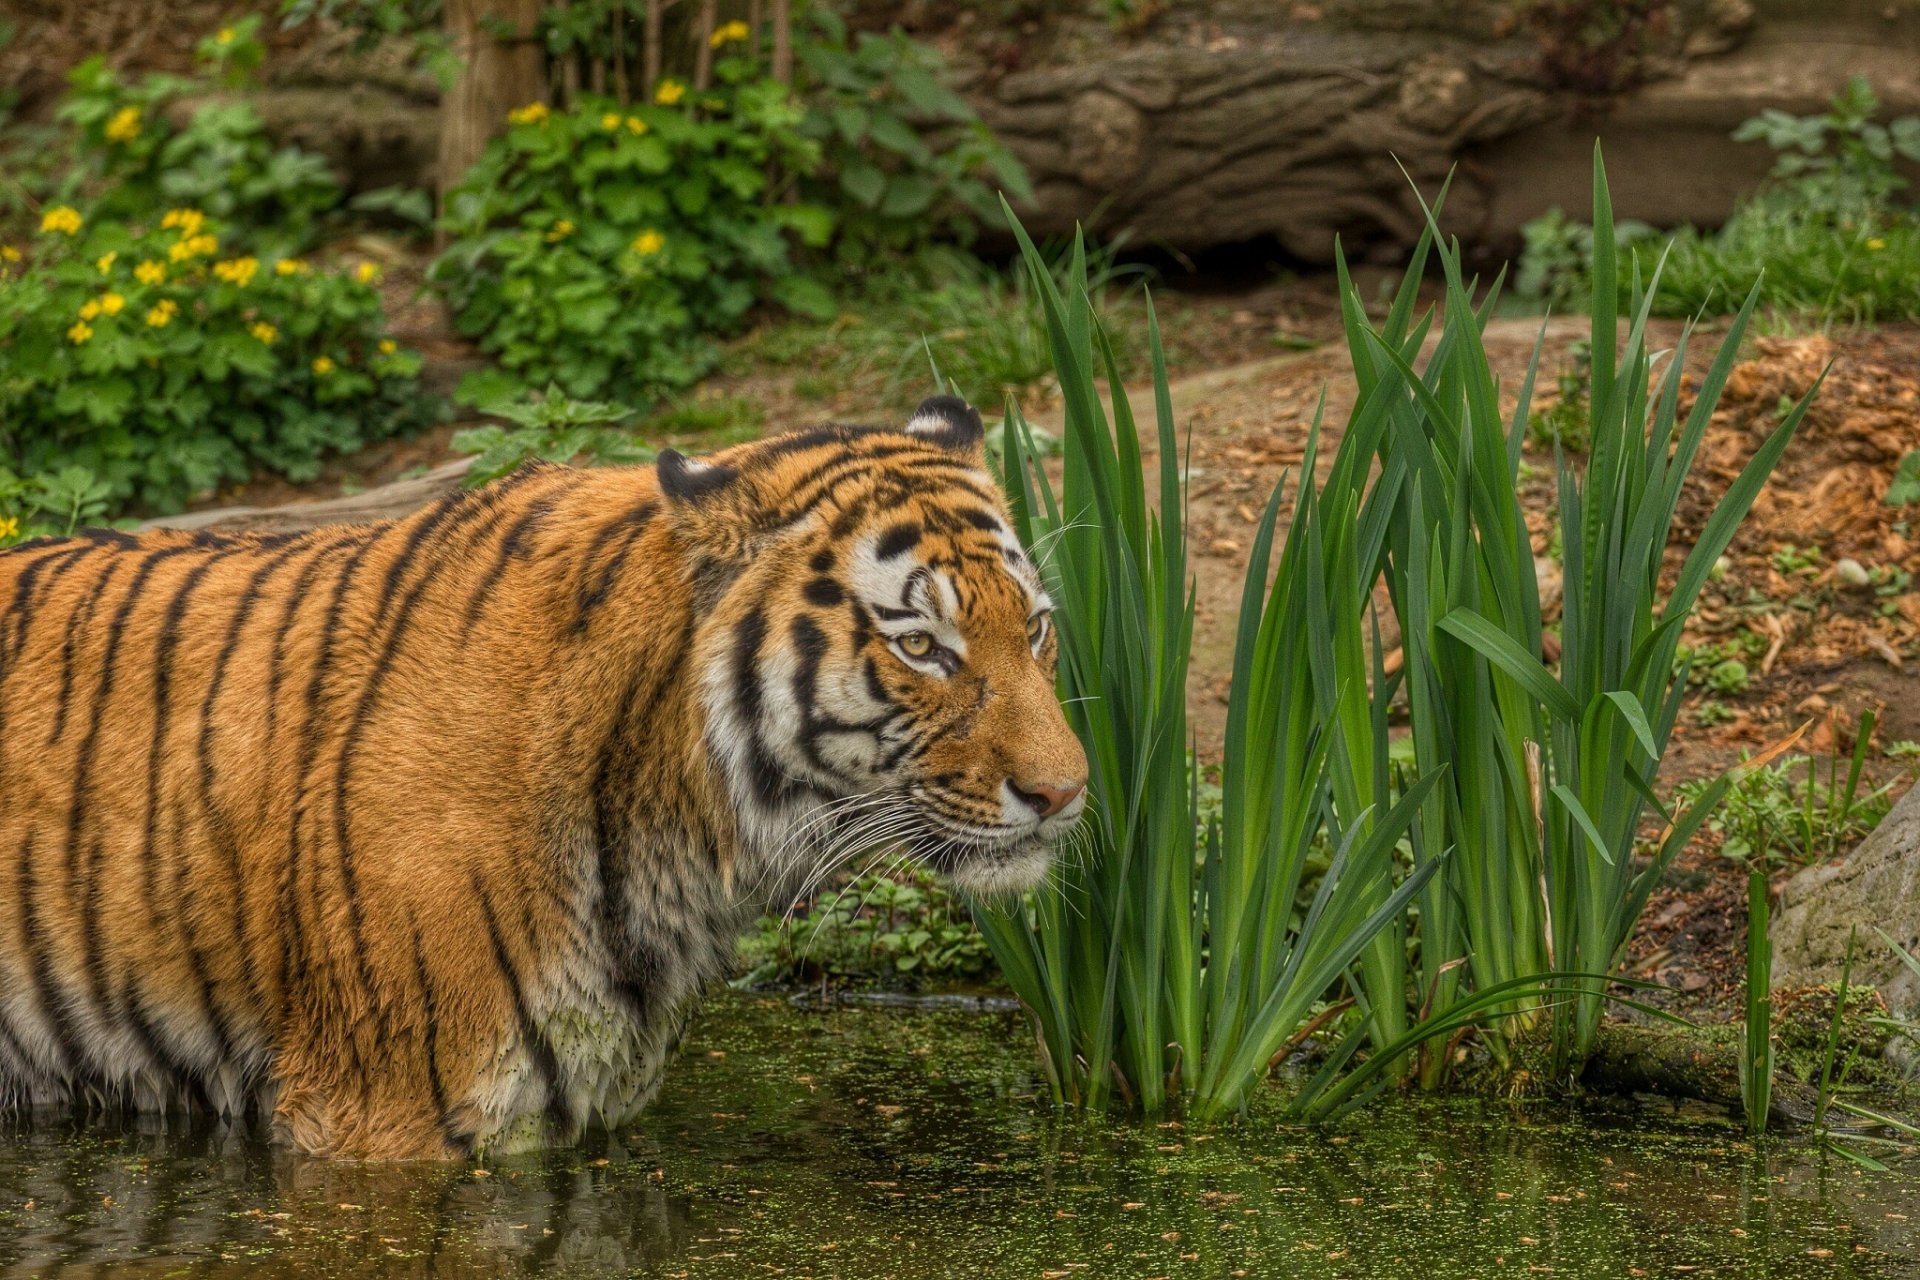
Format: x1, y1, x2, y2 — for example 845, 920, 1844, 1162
0, 207, 429, 514
43, 19, 342, 257
431, 72, 833, 403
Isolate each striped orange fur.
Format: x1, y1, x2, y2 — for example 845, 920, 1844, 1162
0, 396, 1086, 1159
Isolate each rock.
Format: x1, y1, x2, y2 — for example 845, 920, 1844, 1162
1773, 782, 1920, 1033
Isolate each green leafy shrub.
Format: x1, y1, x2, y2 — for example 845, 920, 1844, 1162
431, 79, 833, 404
1517, 77, 1920, 325
797, 10, 1031, 262
431, 13, 1029, 405
0, 208, 428, 513
43, 21, 343, 258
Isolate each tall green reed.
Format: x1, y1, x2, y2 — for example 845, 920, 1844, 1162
1358, 147, 1819, 1074
974, 144, 1813, 1118
972, 212, 1439, 1118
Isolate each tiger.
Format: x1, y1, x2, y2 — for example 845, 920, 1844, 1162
0, 394, 1087, 1160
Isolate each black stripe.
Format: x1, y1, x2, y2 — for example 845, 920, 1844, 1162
730, 610, 800, 808
68, 546, 198, 1054
143, 549, 243, 1068
802, 576, 843, 608
1, 542, 87, 667
197, 534, 336, 1017
282, 532, 382, 1031
590, 611, 696, 1015
46, 557, 126, 746
459, 496, 556, 640
325, 490, 525, 1042
875, 522, 922, 560
572, 500, 657, 634
473, 873, 571, 1140
14, 830, 88, 1079
407, 918, 465, 1151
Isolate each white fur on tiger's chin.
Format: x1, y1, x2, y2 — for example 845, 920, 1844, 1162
939, 838, 1057, 898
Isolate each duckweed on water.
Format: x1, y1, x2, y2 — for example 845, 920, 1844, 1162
1, 993, 1915, 1278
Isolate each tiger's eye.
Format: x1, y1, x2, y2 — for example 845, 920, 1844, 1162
898, 631, 934, 658
1027, 614, 1048, 646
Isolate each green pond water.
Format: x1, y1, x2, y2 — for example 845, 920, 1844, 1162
3, 992, 1917, 1278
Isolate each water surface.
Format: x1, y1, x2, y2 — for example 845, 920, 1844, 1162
3, 993, 1916, 1277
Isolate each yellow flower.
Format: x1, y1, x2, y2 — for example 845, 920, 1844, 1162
78, 299, 102, 321
1, 245, 19, 262
1866, 237, 1887, 251
601, 112, 621, 131
96, 251, 118, 275
275, 258, 309, 276
67, 320, 93, 344
507, 101, 550, 126
135, 259, 166, 284
40, 206, 83, 236
545, 219, 575, 243
99, 292, 125, 316
631, 229, 666, 257
161, 208, 206, 235
312, 356, 336, 375
104, 105, 141, 143
0, 516, 17, 542
709, 19, 750, 47
378, 338, 397, 355
625, 115, 648, 136
212, 256, 259, 287
145, 299, 179, 327
355, 261, 381, 285
215, 27, 236, 45
654, 79, 685, 106
169, 232, 218, 263
250, 321, 278, 344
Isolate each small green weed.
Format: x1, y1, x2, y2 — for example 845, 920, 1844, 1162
1524, 339, 1593, 452
1693, 700, 1735, 727
1771, 543, 1823, 575
738, 866, 995, 988
1680, 715, 1893, 868
452, 383, 652, 485
0, 465, 115, 546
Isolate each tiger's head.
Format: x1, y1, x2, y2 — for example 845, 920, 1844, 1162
658, 396, 1087, 898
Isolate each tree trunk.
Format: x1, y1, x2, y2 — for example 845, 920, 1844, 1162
692, 0, 717, 90
437, 0, 546, 206
770, 0, 791, 85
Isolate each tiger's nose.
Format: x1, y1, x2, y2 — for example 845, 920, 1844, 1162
1009, 778, 1085, 819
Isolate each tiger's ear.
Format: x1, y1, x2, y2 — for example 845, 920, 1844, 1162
904, 395, 986, 462
655, 448, 739, 504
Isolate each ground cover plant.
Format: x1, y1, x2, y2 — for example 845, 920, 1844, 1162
22, 19, 345, 257
1518, 78, 1920, 326
0, 207, 426, 518
974, 149, 1814, 1118
0, 19, 430, 526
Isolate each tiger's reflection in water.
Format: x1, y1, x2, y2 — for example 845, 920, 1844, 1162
0, 1112, 690, 1278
